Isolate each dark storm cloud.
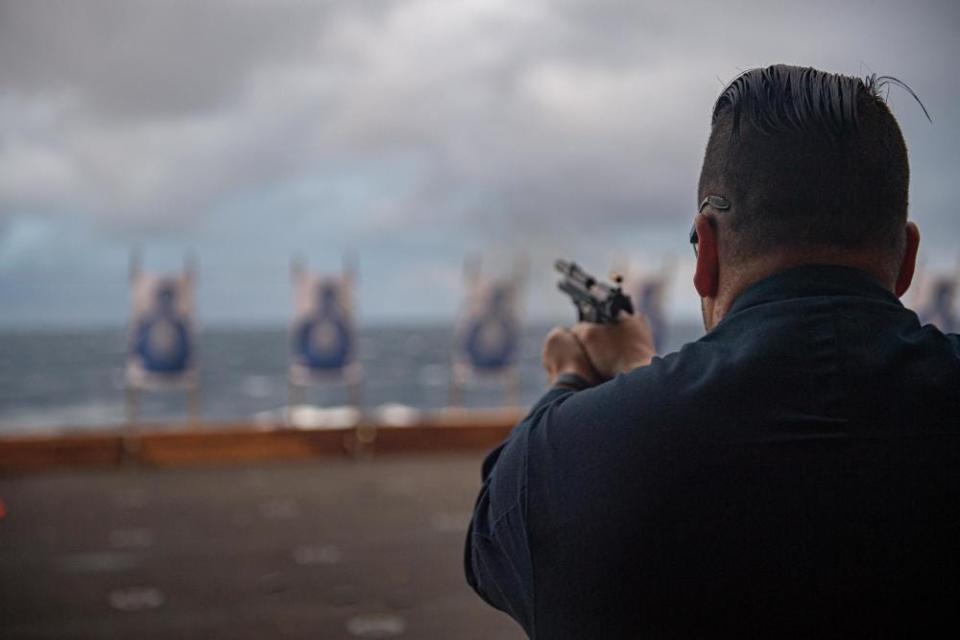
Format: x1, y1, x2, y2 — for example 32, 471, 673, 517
2, 0, 957, 237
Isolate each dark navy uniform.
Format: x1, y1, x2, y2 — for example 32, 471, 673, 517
465, 265, 960, 638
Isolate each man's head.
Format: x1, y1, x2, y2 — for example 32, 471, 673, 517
692, 64, 921, 329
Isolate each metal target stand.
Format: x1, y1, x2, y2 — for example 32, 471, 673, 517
124, 250, 201, 463
449, 253, 526, 411
287, 254, 367, 454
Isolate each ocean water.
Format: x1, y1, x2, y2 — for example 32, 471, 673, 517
0, 322, 704, 434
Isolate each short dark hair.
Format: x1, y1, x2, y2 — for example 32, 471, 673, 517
698, 64, 917, 263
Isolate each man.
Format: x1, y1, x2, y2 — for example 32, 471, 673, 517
465, 64, 960, 638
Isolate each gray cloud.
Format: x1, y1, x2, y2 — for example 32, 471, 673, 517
3, 0, 957, 232
0, 1, 394, 119
1, 0, 958, 325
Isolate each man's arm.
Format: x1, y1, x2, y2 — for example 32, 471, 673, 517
463, 315, 656, 634
464, 386, 573, 636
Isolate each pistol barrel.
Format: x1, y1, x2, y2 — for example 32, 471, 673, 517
555, 257, 634, 324
555, 260, 594, 288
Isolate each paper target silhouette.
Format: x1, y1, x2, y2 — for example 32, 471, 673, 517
292, 280, 354, 372
619, 258, 674, 353
288, 261, 360, 390
917, 276, 958, 333
459, 283, 520, 371
133, 282, 192, 374
127, 268, 197, 391
450, 256, 525, 409
632, 278, 669, 352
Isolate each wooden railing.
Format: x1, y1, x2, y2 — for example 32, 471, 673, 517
0, 408, 523, 473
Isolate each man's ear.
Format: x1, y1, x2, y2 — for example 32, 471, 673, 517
693, 215, 720, 299
894, 221, 920, 298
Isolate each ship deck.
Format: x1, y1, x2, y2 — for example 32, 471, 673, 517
0, 453, 523, 639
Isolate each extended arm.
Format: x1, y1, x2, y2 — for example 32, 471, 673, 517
464, 313, 657, 634
464, 386, 572, 636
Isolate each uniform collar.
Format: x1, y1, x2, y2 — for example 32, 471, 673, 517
725, 264, 902, 319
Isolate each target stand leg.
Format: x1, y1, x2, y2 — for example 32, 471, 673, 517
122, 386, 141, 466
449, 380, 464, 409
187, 385, 201, 425
125, 386, 139, 425
346, 365, 363, 413
288, 382, 305, 426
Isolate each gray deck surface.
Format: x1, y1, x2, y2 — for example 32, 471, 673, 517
0, 454, 524, 639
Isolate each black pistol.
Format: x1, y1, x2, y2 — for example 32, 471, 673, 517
555, 259, 635, 324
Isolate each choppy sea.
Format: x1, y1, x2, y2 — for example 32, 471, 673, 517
0, 322, 704, 434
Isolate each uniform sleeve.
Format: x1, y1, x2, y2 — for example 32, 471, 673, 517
464, 387, 572, 636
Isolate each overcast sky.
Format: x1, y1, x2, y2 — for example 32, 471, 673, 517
1, 0, 958, 327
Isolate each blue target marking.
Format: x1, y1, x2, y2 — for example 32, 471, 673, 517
293, 282, 353, 371
919, 279, 958, 333
462, 286, 518, 371
133, 283, 191, 374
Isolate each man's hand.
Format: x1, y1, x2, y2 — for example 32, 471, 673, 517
570, 313, 656, 381
542, 327, 600, 387
542, 313, 657, 387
